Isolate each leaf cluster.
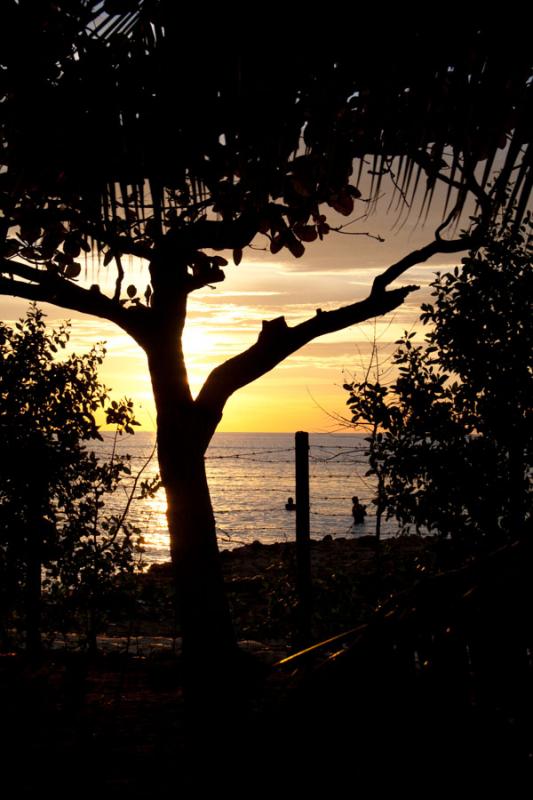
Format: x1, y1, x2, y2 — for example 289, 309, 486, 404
345, 219, 533, 541
1, 9, 530, 300
0, 304, 145, 646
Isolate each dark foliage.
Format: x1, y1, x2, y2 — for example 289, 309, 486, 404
346, 218, 533, 541
1, 7, 530, 296
0, 305, 145, 650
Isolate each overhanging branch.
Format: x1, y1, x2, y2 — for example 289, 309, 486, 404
411, 153, 498, 223
164, 212, 260, 254
371, 231, 480, 294
197, 214, 494, 426
0, 257, 148, 343
372, 168, 500, 294
0, 275, 49, 303
196, 284, 418, 422
1, 258, 48, 284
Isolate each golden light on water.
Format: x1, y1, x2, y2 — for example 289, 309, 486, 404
137, 490, 170, 565
143, 491, 167, 519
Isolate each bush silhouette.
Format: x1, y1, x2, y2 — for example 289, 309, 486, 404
346, 219, 533, 542
0, 304, 145, 652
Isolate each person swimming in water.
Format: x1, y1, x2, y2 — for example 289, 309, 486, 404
351, 496, 366, 525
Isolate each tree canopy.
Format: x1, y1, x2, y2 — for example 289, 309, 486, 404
1, 7, 531, 314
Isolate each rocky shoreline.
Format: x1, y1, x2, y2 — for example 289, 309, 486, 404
139, 534, 438, 653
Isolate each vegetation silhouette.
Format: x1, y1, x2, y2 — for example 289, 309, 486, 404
1, 5, 532, 675
345, 216, 532, 544
0, 304, 146, 653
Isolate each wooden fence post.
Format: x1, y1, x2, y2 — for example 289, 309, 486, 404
295, 431, 311, 639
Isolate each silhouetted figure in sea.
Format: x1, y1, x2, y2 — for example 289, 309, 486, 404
285, 496, 296, 511
352, 496, 366, 525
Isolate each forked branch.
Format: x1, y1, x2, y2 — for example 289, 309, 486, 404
0, 257, 148, 342
197, 283, 418, 425
197, 213, 493, 428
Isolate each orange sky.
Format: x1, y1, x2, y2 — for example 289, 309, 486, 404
0, 192, 464, 432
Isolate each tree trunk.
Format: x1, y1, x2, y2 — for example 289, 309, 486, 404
145, 326, 237, 670
25, 518, 43, 656
137, 284, 247, 776
161, 437, 237, 663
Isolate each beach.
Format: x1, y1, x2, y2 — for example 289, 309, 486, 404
103, 533, 439, 656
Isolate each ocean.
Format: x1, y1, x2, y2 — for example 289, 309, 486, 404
94, 431, 402, 565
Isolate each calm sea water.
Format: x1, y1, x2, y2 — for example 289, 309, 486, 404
94, 431, 402, 565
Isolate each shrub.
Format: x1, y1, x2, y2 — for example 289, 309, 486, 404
0, 304, 145, 651
345, 219, 532, 543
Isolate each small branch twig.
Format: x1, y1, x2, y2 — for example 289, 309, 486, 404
113, 254, 125, 302
107, 440, 158, 546
330, 228, 385, 242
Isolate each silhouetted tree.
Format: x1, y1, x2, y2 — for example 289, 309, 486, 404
0, 304, 143, 652
1, 4, 531, 664
346, 217, 533, 542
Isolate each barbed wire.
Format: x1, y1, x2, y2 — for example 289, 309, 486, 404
309, 444, 367, 449
310, 510, 353, 517
210, 457, 295, 464
212, 492, 363, 501
88, 437, 388, 548
310, 459, 368, 465
206, 447, 294, 459
216, 525, 251, 546
113, 475, 373, 492
310, 454, 368, 463
91, 444, 368, 462
219, 525, 292, 533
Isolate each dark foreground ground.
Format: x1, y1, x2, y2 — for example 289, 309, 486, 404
2, 535, 531, 794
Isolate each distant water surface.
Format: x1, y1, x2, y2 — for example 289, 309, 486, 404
93, 431, 402, 565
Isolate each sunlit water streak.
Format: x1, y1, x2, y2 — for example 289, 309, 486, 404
93, 432, 403, 565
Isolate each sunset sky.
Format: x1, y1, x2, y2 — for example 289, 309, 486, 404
0, 193, 465, 432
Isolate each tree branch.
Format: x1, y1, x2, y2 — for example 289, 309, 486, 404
0, 257, 149, 343
411, 151, 494, 219
196, 284, 418, 424
330, 228, 385, 242
370, 231, 479, 294
82, 223, 153, 261
197, 210, 495, 427
0, 275, 49, 303
164, 212, 260, 254
435, 202, 463, 242
0, 258, 46, 284
113, 254, 125, 302
372, 155, 499, 292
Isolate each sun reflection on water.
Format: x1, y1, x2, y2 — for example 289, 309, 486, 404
94, 431, 401, 569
